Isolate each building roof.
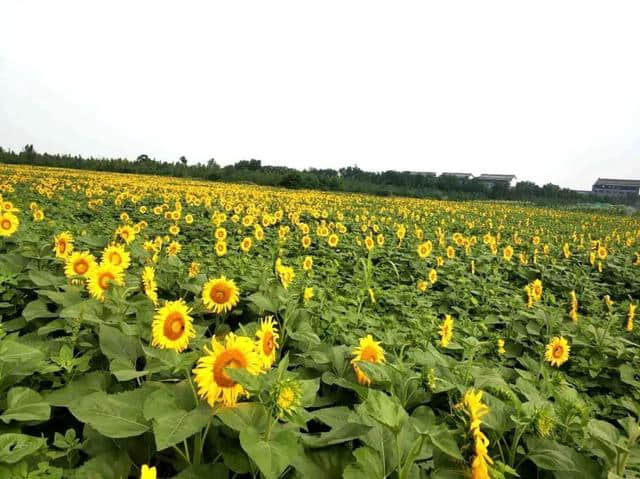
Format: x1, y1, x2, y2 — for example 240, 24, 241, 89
476, 174, 516, 181
441, 172, 473, 177
406, 171, 436, 176
593, 178, 640, 187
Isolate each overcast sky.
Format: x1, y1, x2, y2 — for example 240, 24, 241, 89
2, 1, 640, 190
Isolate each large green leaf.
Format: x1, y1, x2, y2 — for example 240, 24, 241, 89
0, 433, 46, 464
152, 405, 212, 451
216, 403, 269, 432
22, 298, 57, 321
46, 371, 112, 407
239, 427, 302, 479
99, 324, 139, 363
68, 387, 154, 438
343, 446, 385, 479
359, 389, 408, 431
0, 387, 50, 423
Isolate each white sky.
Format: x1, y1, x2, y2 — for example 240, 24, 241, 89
1, 1, 640, 190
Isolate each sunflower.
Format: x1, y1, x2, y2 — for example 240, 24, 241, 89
376, 233, 384, 246
53, 232, 74, 259
351, 335, 385, 386
417, 280, 428, 292
88, 262, 124, 301
188, 261, 200, 278
33, 208, 44, 222
101, 243, 130, 271
192, 332, 262, 408
167, 240, 181, 256
364, 236, 374, 251
302, 256, 313, 271
64, 251, 96, 279
202, 276, 239, 313
140, 464, 157, 479
503, 245, 514, 262
439, 314, 454, 347
254, 226, 265, 241
417, 241, 433, 259
597, 245, 607, 260
301, 235, 311, 249
562, 242, 571, 259
446, 246, 455, 259
240, 237, 252, 253
142, 266, 158, 304
115, 225, 136, 244
303, 286, 314, 302
278, 266, 295, 289
497, 338, 505, 356
276, 381, 301, 415
544, 336, 570, 367
215, 241, 227, 257
428, 268, 438, 284
0, 212, 19, 237
627, 303, 636, 332
255, 316, 279, 369
169, 224, 180, 236
151, 300, 196, 352
530, 279, 543, 301
215, 227, 227, 241
327, 234, 339, 248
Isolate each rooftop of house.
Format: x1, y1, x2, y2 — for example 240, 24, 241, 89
476, 174, 516, 181
441, 172, 473, 177
593, 178, 640, 187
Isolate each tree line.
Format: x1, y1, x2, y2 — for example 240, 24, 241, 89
1, 145, 636, 206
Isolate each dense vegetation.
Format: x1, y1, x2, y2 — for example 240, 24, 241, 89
0, 164, 639, 478
1, 144, 634, 205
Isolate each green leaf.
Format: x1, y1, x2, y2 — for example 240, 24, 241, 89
28, 270, 65, 287
99, 324, 139, 363
68, 388, 154, 438
46, 371, 112, 407
0, 434, 46, 464
109, 358, 148, 381
429, 427, 463, 460
0, 339, 45, 377
0, 387, 50, 423
216, 403, 269, 432
300, 422, 371, 448
22, 298, 57, 321
291, 446, 355, 478
359, 389, 408, 431
526, 436, 600, 474
172, 464, 228, 479
152, 405, 212, 451
343, 446, 385, 479
239, 427, 302, 479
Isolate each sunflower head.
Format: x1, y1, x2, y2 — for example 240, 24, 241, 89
88, 262, 124, 301
102, 243, 131, 271
503, 245, 514, 262
64, 251, 96, 279
140, 465, 157, 479
351, 335, 385, 386
0, 212, 19, 237
152, 299, 196, 352
276, 380, 302, 415
303, 286, 314, 302
302, 256, 313, 271
544, 336, 570, 367
439, 314, 454, 348
240, 237, 252, 253
255, 316, 279, 369
192, 332, 262, 408
53, 232, 74, 258
116, 225, 136, 244
202, 276, 240, 314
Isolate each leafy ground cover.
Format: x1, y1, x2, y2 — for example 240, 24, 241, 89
0, 164, 639, 478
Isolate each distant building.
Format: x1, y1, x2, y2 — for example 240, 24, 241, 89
592, 178, 640, 197
476, 174, 516, 188
571, 190, 592, 196
406, 171, 436, 177
441, 172, 473, 179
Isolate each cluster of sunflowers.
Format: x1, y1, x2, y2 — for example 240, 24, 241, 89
1, 164, 640, 479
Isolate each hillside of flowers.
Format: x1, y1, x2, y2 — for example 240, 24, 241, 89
0, 163, 639, 479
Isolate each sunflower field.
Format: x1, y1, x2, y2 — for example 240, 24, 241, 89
0, 164, 639, 479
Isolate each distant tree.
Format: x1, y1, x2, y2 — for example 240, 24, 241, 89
207, 158, 219, 169
179, 156, 187, 166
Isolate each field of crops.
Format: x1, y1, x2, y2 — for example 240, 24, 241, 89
0, 164, 639, 479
